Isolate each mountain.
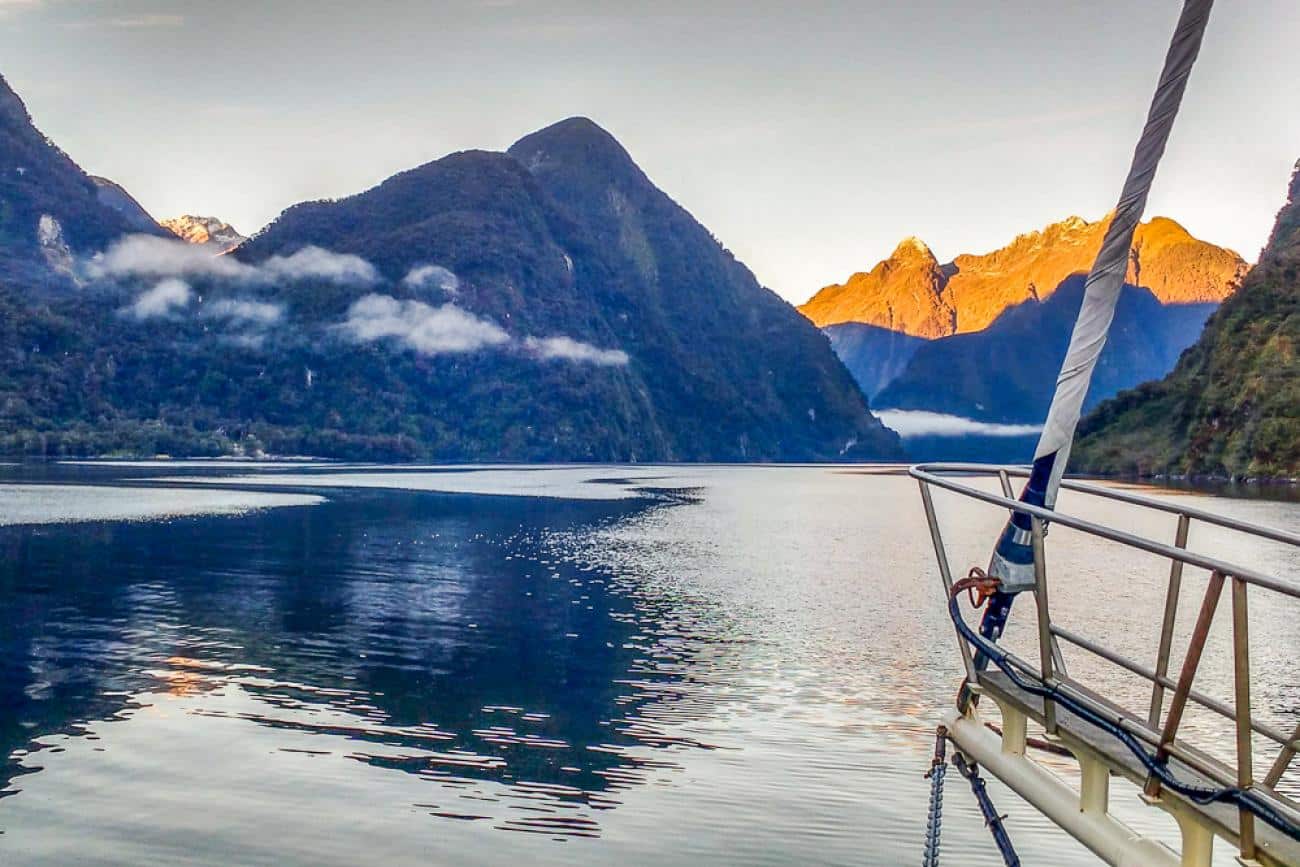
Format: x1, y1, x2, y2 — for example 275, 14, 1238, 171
219, 118, 900, 461
800, 215, 1245, 336
90, 176, 160, 233
1074, 162, 1300, 480
161, 215, 246, 252
823, 322, 926, 401
801, 216, 1246, 428
0, 100, 901, 461
800, 237, 954, 338
875, 277, 1218, 424
0, 74, 165, 283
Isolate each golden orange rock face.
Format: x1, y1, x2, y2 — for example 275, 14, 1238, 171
799, 216, 1247, 337
159, 215, 246, 253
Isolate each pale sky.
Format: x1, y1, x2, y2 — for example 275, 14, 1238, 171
2, 0, 1296, 303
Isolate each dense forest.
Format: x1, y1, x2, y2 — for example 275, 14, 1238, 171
1074, 162, 1300, 480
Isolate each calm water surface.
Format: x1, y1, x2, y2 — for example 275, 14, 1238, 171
0, 463, 1297, 865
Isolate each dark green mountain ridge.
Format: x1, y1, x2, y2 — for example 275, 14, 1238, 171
0, 81, 901, 462
0, 74, 167, 283
875, 277, 1219, 425
1074, 162, 1300, 479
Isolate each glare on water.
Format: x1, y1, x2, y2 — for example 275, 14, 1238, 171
0, 463, 1295, 865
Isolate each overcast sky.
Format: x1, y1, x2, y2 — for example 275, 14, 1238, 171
2, 0, 1296, 302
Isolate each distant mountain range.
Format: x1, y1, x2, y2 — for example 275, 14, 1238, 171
0, 72, 900, 461
160, 215, 246, 252
823, 323, 926, 403
1075, 162, 1300, 480
4, 63, 1288, 470
875, 277, 1218, 422
801, 215, 1245, 336
801, 216, 1249, 457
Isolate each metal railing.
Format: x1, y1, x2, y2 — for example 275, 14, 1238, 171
911, 463, 1300, 862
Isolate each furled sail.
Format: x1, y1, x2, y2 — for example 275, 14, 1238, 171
987, 0, 1216, 597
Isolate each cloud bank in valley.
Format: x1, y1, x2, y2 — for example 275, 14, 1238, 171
261, 246, 378, 285
95, 235, 251, 281
875, 410, 1041, 438
202, 298, 285, 325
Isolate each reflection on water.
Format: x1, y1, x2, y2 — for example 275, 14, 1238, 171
0, 464, 1296, 865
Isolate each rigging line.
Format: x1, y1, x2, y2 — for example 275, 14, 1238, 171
951, 752, 1021, 867
1033, 0, 1216, 510
972, 2, 1219, 694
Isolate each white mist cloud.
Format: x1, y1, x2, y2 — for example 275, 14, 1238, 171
523, 335, 630, 366
224, 333, 266, 349
875, 410, 1042, 438
261, 246, 379, 285
203, 298, 284, 325
341, 294, 510, 355
90, 235, 378, 286
92, 235, 255, 281
126, 278, 192, 319
402, 264, 460, 296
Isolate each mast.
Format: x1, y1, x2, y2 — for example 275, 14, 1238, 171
986, 0, 1217, 596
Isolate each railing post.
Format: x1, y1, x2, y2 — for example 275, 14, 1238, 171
917, 479, 979, 687
1030, 515, 1056, 734
1232, 577, 1256, 861
1145, 570, 1226, 798
1149, 512, 1190, 729
1263, 721, 1300, 789
997, 469, 1014, 498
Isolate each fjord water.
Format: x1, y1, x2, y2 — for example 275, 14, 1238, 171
0, 465, 1297, 865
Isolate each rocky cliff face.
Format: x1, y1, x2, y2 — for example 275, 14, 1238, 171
799, 238, 954, 338
160, 215, 246, 252
800, 215, 1246, 337
1074, 162, 1300, 479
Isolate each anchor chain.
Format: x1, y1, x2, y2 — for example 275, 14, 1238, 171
922, 724, 1020, 867
921, 726, 948, 866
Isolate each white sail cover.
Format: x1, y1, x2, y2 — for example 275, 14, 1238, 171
1034, 0, 1215, 507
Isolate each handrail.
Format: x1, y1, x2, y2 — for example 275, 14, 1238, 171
913, 463, 1300, 862
914, 462, 1300, 549
1050, 623, 1300, 752
910, 463, 1300, 598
